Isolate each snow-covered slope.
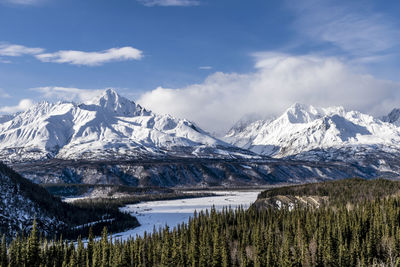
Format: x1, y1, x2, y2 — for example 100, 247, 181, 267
225, 103, 400, 158
0, 89, 243, 162
0, 162, 65, 238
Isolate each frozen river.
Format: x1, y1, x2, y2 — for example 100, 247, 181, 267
114, 190, 261, 240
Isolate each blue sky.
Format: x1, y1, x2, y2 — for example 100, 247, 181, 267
1, 0, 400, 132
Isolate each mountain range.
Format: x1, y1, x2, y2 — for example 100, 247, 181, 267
0, 89, 250, 163
225, 103, 400, 178
225, 103, 400, 158
1, 89, 399, 187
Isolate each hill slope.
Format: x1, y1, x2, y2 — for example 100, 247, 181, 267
0, 162, 64, 238
255, 178, 400, 209
0, 162, 138, 239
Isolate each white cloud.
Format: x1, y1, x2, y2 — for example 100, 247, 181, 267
199, 66, 213, 70
36, 46, 143, 66
0, 89, 10, 98
31, 86, 105, 102
0, 0, 41, 5
289, 1, 400, 58
0, 43, 143, 66
0, 99, 34, 113
0, 58, 11, 63
0, 88, 11, 98
138, 0, 199, 7
139, 53, 400, 133
0, 43, 44, 56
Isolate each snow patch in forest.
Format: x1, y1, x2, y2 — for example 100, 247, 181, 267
113, 191, 260, 240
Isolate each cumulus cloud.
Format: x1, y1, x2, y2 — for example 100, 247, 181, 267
36, 46, 143, 66
0, 99, 34, 113
0, 43, 44, 57
138, 0, 199, 7
139, 53, 400, 134
31, 86, 105, 103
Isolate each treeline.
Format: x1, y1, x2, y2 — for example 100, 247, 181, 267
43, 184, 176, 198
258, 178, 400, 205
4, 178, 400, 266
4, 196, 400, 265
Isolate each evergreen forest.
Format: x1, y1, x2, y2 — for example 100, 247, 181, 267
3, 178, 400, 266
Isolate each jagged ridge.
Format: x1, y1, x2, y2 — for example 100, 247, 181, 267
0, 89, 247, 162
225, 103, 400, 158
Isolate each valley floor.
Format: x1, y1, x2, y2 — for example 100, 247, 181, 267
114, 190, 261, 240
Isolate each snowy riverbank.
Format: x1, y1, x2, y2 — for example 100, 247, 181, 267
113, 190, 261, 240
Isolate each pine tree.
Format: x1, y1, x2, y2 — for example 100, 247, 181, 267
26, 220, 40, 267
212, 227, 222, 267
92, 242, 102, 267
0, 235, 7, 267
189, 222, 199, 267
87, 227, 94, 267
101, 227, 110, 267
221, 237, 230, 267
76, 236, 86, 267
161, 226, 172, 267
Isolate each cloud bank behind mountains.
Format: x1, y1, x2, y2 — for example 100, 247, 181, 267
31, 86, 105, 102
139, 53, 400, 134
0, 99, 34, 113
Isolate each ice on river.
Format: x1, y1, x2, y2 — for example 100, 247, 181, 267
114, 191, 261, 240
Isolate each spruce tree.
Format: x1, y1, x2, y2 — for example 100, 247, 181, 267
0, 235, 7, 267
26, 220, 40, 267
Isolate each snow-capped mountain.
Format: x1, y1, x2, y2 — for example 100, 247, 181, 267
0, 89, 245, 162
225, 103, 400, 160
3, 93, 400, 187
382, 108, 400, 127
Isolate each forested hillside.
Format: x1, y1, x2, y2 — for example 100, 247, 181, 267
258, 178, 400, 206
0, 162, 138, 240
3, 178, 400, 266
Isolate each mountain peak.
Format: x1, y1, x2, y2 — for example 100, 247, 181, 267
283, 103, 322, 123
382, 108, 400, 126
100, 88, 120, 102
93, 88, 126, 106
83, 88, 149, 116
290, 102, 312, 110
282, 103, 347, 124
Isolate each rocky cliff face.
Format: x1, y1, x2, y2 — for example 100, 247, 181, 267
10, 157, 386, 188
